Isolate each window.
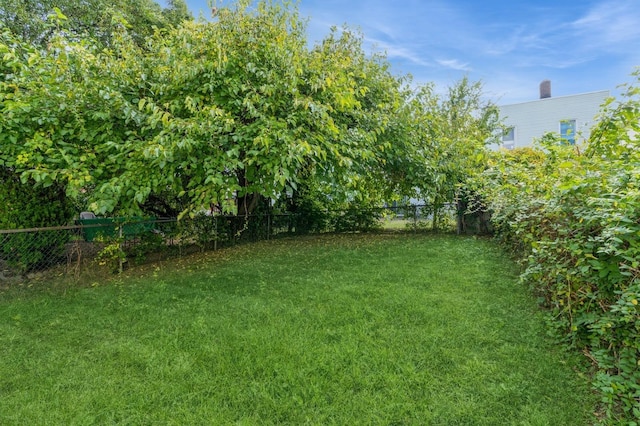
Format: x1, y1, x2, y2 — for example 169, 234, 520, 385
502, 127, 515, 148
560, 119, 576, 144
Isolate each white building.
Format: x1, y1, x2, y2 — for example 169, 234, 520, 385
493, 81, 609, 149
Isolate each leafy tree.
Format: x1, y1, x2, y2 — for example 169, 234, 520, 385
381, 77, 500, 229
0, 0, 192, 229
282, 26, 414, 215
0, 0, 190, 47
0, 1, 404, 219
162, 0, 192, 27
1, 0, 499, 234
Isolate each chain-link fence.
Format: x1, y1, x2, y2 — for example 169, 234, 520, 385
0, 204, 457, 284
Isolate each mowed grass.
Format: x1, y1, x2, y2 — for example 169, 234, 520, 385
0, 234, 596, 425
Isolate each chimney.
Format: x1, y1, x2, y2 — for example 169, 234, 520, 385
540, 80, 551, 99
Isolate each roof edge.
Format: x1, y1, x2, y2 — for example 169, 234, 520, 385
499, 90, 610, 107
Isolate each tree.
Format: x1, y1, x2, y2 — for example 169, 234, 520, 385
0, 0, 190, 48
1, 0, 499, 229
0, 0, 192, 227
379, 77, 500, 229
430, 77, 500, 228
162, 0, 192, 27
283, 25, 414, 213
0, 1, 400, 218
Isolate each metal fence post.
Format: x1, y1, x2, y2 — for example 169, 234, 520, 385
214, 215, 218, 251
267, 211, 271, 240
118, 225, 124, 274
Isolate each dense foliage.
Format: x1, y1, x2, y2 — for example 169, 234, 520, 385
477, 71, 640, 423
0, 0, 191, 47
0, 0, 497, 223
0, 0, 192, 269
0, 168, 76, 272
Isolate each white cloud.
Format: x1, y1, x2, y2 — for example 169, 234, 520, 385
436, 58, 472, 72
365, 37, 432, 67
571, 0, 640, 48
289, 0, 638, 104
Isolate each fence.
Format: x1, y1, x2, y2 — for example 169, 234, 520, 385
0, 204, 457, 284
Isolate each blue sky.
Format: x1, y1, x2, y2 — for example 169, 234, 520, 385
176, 0, 640, 104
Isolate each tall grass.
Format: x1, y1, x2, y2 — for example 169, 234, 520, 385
0, 234, 596, 424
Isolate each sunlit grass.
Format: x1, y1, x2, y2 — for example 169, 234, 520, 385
0, 234, 596, 424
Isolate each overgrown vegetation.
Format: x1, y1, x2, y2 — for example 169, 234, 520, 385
0, 235, 596, 424
475, 70, 640, 423
0, 0, 497, 225
0, 168, 75, 272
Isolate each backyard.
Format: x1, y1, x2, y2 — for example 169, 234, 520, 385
0, 234, 596, 424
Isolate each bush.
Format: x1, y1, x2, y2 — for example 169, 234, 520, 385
331, 207, 382, 233
475, 72, 640, 424
0, 168, 76, 273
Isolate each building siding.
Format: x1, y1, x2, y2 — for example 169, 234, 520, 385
493, 90, 609, 149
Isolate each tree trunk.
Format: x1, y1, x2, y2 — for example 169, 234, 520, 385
236, 167, 261, 217
432, 198, 440, 231
236, 192, 261, 217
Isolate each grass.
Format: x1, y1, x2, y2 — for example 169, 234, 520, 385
0, 233, 596, 424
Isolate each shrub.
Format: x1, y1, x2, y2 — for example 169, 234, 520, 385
0, 168, 76, 273
475, 73, 640, 423
331, 207, 382, 233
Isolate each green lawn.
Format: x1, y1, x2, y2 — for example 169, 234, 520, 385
0, 234, 596, 424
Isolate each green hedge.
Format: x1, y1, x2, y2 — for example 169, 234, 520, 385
476, 89, 640, 424
0, 168, 75, 272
